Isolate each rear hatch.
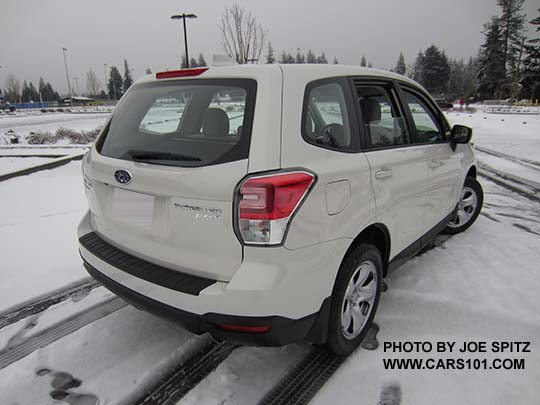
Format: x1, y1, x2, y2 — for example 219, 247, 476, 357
83, 75, 257, 281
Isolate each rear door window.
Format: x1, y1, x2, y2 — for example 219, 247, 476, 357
353, 84, 409, 148
98, 79, 256, 167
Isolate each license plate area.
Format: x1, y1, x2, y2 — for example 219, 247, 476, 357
111, 187, 154, 229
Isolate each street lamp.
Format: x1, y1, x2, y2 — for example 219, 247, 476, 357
61, 47, 73, 107
171, 13, 197, 68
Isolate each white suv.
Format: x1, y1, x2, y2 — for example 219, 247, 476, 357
78, 65, 483, 355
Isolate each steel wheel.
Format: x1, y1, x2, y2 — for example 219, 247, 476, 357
340, 260, 378, 340
447, 186, 478, 229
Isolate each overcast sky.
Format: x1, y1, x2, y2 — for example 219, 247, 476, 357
1, 0, 538, 95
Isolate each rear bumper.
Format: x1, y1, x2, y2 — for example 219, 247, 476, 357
78, 211, 350, 345
83, 259, 330, 345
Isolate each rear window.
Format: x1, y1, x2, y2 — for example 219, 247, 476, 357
97, 79, 257, 167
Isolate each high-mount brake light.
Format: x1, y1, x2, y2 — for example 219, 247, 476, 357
155, 67, 209, 79
237, 171, 315, 245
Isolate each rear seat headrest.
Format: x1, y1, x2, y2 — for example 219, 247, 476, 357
202, 108, 230, 137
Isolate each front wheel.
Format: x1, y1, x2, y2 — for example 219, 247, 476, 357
326, 244, 383, 356
443, 176, 483, 235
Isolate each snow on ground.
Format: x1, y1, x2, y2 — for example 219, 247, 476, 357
0, 112, 108, 146
0, 156, 56, 175
0, 285, 113, 350
180, 345, 311, 405
0, 112, 108, 133
0, 305, 207, 405
0, 161, 88, 311
475, 150, 540, 187
446, 110, 540, 161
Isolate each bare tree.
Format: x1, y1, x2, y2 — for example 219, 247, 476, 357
86, 68, 101, 97
5, 73, 21, 102
219, 4, 267, 64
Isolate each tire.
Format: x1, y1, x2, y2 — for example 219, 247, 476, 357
326, 243, 383, 356
442, 176, 483, 235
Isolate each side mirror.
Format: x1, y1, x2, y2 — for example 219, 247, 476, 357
450, 125, 472, 150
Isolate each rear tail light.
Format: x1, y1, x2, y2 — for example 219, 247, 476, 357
236, 171, 315, 245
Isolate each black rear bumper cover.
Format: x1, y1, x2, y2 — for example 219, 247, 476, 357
83, 260, 331, 346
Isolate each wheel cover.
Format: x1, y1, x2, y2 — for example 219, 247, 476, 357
340, 260, 378, 340
447, 186, 478, 229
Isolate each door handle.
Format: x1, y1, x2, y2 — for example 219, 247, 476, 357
375, 169, 393, 180
428, 159, 442, 169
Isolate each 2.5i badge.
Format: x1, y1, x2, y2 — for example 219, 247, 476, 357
173, 203, 223, 222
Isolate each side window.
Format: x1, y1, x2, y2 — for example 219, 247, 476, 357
355, 85, 409, 148
303, 82, 353, 150
402, 90, 444, 144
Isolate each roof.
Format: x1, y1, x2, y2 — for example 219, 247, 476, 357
135, 64, 419, 87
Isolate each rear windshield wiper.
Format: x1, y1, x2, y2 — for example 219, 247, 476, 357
127, 150, 201, 162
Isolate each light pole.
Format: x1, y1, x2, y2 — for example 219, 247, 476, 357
62, 47, 73, 107
171, 13, 197, 68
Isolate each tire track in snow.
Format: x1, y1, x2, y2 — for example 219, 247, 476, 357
257, 347, 346, 405
135, 340, 237, 405
0, 278, 100, 331
478, 168, 540, 204
0, 297, 126, 370
475, 146, 540, 171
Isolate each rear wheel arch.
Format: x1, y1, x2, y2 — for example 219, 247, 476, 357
466, 165, 477, 179
343, 224, 391, 277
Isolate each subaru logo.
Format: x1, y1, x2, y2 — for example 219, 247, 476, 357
114, 169, 132, 185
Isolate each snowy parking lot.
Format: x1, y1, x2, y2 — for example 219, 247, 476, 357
0, 109, 539, 404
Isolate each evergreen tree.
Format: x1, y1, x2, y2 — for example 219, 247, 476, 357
189, 57, 198, 68
520, 8, 540, 99
21, 81, 30, 102
497, 0, 526, 75
295, 51, 305, 64
394, 52, 406, 75
197, 53, 207, 67
5, 74, 22, 103
368, 62, 373, 68
419, 45, 450, 95
28, 82, 39, 102
123, 59, 133, 93
46, 82, 60, 101
412, 50, 424, 82
360, 55, 367, 67
333, 57, 339, 64
463, 56, 479, 99
317, 53, 328, 64
266, 43, 275, 64
38, 78, 48, 101
447, 59, 466, 99
306, 49, 317, 63
478, 17, 506, 99
98, 90, 108, 100
108, 66, 123, 100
